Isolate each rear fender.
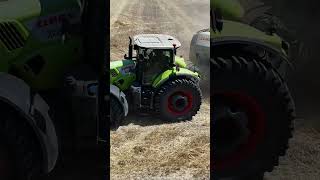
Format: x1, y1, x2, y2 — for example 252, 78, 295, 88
0, 73, 58, 173
152, 68, 200, 88
212, 39, 293, 79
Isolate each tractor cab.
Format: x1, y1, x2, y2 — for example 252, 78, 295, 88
128, 34, 181, 85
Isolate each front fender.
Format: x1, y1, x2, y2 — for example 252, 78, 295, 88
152, 68, 200, 88
110, 85, 128, 116
69, 81, 129, 116
0, 73, 58, 173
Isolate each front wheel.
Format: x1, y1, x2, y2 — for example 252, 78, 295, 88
110, 95, 125, 130
0, 106, 42, 180
154, 78, 202, 122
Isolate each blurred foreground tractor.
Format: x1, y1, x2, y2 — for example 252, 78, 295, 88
211, 0, 296, 179
0, 0, 127, 179
110, 34, 202, 127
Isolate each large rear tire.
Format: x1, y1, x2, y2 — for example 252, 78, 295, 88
0, 106, 42, 180
212, 55, 295, 178
154, 78, 202, 122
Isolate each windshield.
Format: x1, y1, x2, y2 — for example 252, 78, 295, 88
138, 48, 173, 63
137, 48, 174, 84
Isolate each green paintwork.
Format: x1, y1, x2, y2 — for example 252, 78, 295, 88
174, 56, 187, 68
110, 59, 136, 91
212, 20, 283, 51
110, 55, 197, 90
110, 59, 135, 69
211, 0, 285, 53
212, 0, 244, 21
0, 0, 41, 21
152, 67, 199, 88
0, 0, 83, 90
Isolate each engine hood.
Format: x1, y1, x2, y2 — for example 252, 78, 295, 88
110, 59, 136, 70
0, 0, 41, 21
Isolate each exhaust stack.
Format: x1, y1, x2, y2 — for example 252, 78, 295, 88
129, 37, 133, 59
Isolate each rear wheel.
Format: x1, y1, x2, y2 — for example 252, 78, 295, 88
212, 55, 295, 178
0, 105, 42, 180
154, 78, 202, 122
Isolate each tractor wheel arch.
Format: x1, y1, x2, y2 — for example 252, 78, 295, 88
110, 84, 128, 116
212, 39, 293, 78
152, 70, 200, 88
0, 73, 59, 175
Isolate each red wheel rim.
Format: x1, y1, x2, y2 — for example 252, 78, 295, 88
167, 91, 193, 115
214, 91, 266, 171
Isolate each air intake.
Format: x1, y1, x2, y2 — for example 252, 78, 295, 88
0, 22, 26, 51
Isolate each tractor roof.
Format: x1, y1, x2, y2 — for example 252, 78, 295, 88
133, 34, 181, 49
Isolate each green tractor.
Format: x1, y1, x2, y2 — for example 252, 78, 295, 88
0, 0, 126, 179
212, 0, 296, 179
110, 34, 202, 126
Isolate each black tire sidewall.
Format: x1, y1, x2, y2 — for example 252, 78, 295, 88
0, 108, 42, 180
110, 95, 124, 129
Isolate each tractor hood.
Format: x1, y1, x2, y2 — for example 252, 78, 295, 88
110, 59, 136, 70
0, 0, 41, 21
110, 59, 136, 91
212, 20, 283, 51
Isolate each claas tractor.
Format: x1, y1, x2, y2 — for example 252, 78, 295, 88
0, 0, 127, 179
110, 34, 202, 127
211, 0, 296, 179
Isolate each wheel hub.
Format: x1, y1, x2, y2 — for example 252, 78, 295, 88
168, 91, 193, 115
214, 105, 250, 158
172, 95, 188, 111
213, 91, 266, 170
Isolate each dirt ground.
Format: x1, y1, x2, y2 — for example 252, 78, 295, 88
110, 0, 210, 179
264, 120, 320, 180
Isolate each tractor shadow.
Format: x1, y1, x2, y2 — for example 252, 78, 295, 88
121, 113, 170, 127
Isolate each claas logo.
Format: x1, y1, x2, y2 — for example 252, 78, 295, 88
36, 13, 74, 28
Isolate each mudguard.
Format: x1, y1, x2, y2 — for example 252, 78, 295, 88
69, 80, 129, 117
174, 56, 187, 68
212, 20, 283, 50
152, 68, 200, 88
0, 73, 58, 173
110, 84, 128, 116
212, 20, 293, 68
212, 0, 244, 21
